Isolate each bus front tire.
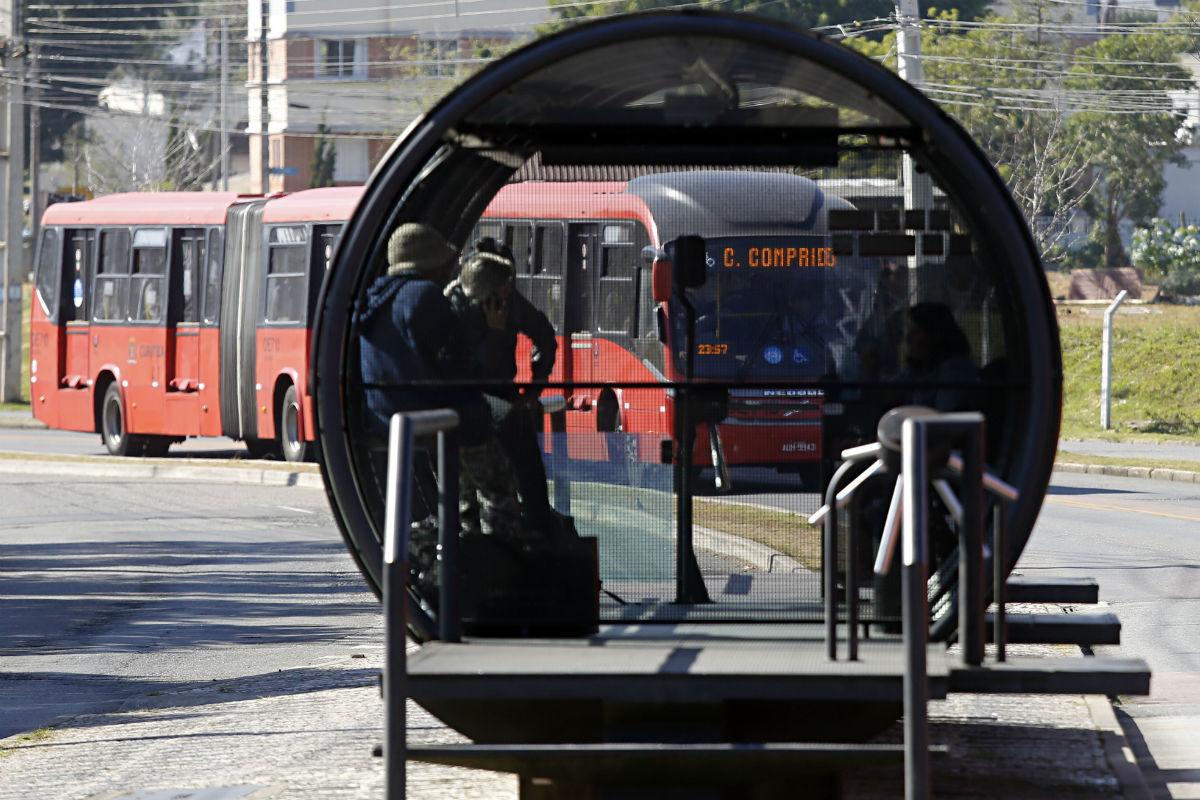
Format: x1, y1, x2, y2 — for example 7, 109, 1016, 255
101, 383, 147, 457
278, 384, 309, 463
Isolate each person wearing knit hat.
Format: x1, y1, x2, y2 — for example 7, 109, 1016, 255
386, 222, 458, 280
443, 237, 561, 537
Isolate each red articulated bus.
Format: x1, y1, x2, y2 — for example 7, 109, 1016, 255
29, 186, 364, 460
472, 170, 853, 483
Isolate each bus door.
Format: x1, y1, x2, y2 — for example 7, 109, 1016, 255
60, 229, 94, 391
125, 227, 169, 432
164, 228, 206, 434
565, 223, 600, 391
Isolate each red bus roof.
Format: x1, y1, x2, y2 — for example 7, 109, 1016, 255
40, 192, 253, 227
483, 181, 653, 224
261, 186, 365, 223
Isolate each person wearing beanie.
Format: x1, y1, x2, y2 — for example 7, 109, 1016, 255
444, 238, 562, 536
354, 223, 525, 539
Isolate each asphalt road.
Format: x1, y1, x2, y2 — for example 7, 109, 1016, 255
0, 473, 375, 740
1019, 472, 1200, 800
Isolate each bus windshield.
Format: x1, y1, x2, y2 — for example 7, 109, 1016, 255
670, 235, 835, 381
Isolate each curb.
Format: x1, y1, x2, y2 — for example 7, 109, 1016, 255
0, 455, 324, 489
1054, 461, 1200, 484
1085, 694, 1155, 800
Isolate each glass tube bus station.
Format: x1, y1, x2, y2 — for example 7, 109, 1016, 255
309, 11, 1147, 798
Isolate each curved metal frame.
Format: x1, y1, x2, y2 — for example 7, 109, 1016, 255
311, 10, 1061, 602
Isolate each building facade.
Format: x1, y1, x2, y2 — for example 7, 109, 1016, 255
247, 0, 550, 193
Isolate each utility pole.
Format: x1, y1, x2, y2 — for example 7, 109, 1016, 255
254, 0, 270, 194
29, 39, 37, 247
220, 15, 230, 191
0, 0, 24, 403
896, 0, 934, 302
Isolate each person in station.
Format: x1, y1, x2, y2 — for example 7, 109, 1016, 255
445, 238, 558, 535
446, 236, 558, 405
895, 301, 980, 412
355, 222, 524, 539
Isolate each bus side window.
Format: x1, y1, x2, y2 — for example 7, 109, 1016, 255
34, 228, 61, 321
94, 229, 131, 323
130, 228, 167, 323
528, 222, 565, 333
171, 228, 204, 324
507, 223, 532, 275
638, 266, 657, 339
203, 228, 223, 325
265, 225, 308, 325
598, 224, 637, 336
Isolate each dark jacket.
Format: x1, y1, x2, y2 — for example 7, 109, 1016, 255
355, 271, 489, 443
446, 283, 558, 395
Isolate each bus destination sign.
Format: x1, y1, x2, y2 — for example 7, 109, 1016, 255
720, 243, 836, 269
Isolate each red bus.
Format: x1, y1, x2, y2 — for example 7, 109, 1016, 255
472, 170, 855, 484
29, 186, 364, 460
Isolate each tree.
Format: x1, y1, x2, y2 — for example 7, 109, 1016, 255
1131, 218, 1200, 296
28, 1, 246, 164
911, 3, 1093, 256
310, 124, 336, 188
1064, 30, 1192, 268
539, 0, 992, 35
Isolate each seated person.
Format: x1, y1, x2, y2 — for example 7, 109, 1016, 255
896, 301, 980, 412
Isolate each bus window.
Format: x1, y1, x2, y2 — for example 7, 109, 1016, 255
525, 222, 565, 332
171, 229, 205, 324
265, 225, 308, 324
94, 229, 131, 322
475, 220, 503, 246
34, 228, 60, 320
507, 222, 532, 275
597, 223, 640, 336
203, 228, 223, 325
533, 223, 563, 275
310, 224, 342, 318
131, 228, 167, 323
64, 230, 95, 323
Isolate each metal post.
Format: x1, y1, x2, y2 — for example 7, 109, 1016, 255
384, 414, 415, 800
901, 417, 930, 800
992, 502, 1006, 662
958, 416, 985, 667
822, 459, 855, 660
1100, 289, 1128, 430
437, 428, 461, 643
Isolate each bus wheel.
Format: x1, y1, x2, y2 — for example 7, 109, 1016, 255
278, 384, 309, 463
101, 383, 146, 457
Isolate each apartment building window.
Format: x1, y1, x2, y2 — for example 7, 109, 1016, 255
333, 138, 369, 183
420, 38, 459, 77
316, 39, 364, 78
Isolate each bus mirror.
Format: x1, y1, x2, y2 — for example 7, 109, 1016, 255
670, 235, 707, 289
652, 260, 673, 303
642, 245, 665, 264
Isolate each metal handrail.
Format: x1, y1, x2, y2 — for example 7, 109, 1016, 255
383, 408, 461, 800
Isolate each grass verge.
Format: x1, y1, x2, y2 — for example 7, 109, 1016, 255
694, 498, 822, 571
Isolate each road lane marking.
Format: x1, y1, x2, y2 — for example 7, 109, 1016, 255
1045, 495, 1200, 522
276, 505, 314, 514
